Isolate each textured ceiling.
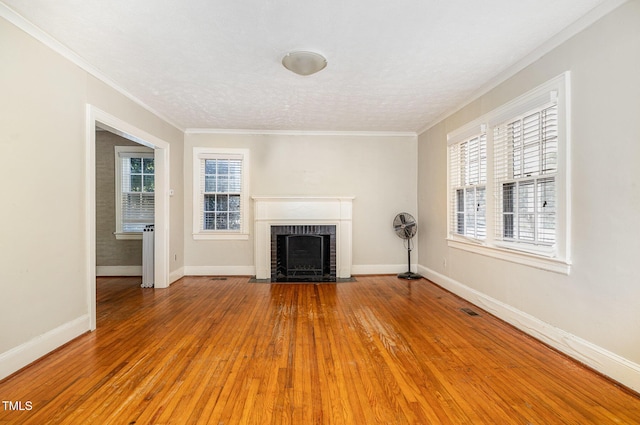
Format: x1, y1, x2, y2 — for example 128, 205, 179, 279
3, 0, 610, 132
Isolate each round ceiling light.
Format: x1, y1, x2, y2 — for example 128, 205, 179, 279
282, 51, 327, 76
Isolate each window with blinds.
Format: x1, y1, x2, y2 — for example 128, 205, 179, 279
445, 72, 570, 271
494, 104, 558, 247
115, 147, 155, 235
201, 156, 242, 231
449, 133, 487, 240
192, 148, 250, 239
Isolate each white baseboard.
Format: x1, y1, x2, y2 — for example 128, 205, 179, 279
183, 265, 256, 276
0, 315, 90, 381
99, 266, 184, 285
96, 265, 142, 276
351, 264, 410, 275
182, 264, 412, 278
417, 264, 640, 393
169, 267, 185, 284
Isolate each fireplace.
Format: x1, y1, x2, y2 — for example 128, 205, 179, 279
252, 196, 354, 281
271, 225, 336, 282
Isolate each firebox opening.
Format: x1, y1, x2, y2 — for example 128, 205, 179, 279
276, 234, 331, 282
270, 225, 337, 282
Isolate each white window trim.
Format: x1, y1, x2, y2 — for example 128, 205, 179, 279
446, 72, 571, 274
114, 145, 154, 240
192, 147, 250, 240
447, 121, 488, 243
448, 239, 570, 274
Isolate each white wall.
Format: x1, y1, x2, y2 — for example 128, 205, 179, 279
184, 132, 418, 275
417, 0, 640, 391
0, 14, 184, 379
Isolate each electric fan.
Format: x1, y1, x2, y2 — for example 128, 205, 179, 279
393, 212, 422, 280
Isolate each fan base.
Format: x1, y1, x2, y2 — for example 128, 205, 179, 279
397, 272, 422, 280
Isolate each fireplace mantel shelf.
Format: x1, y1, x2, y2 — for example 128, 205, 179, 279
252, 196, 354, 280
252, 196, 355, 202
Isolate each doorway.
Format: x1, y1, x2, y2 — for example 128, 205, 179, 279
96, 131, 153, 278
86, 105, 171, 330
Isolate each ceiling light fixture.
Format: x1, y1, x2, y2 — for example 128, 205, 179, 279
282, 51, 327, 76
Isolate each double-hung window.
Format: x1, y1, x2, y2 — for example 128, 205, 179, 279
446, 73, 570, 273
448, 129, 487, 241
494, 104, 558, 249
115, 146, 155, 239
193, 148, 250, 240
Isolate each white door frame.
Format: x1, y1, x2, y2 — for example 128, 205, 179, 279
86, 105, 171, 330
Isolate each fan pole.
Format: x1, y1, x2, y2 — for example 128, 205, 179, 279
398, 239, 421, 280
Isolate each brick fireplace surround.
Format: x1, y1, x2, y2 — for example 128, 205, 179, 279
270, 225, 337, 282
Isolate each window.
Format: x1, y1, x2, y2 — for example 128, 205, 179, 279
449, 132, 487, 240
193, 148, 250, 240
494, 105, 558, 248
115, 146, 154, 239
446, 73, 570, 273
202, 157, 241, 231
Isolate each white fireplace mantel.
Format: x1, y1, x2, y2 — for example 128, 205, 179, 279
252, 196, 354, 280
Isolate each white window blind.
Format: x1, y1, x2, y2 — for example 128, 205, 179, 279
449, 133, 487, 240
445, 73, 570, 272
199, 155, 243, 231
117, 151, 155, 233
192, 148, 250, 240
494, 103, 558, 247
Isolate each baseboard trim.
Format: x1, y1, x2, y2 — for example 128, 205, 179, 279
169, 267, 185, 284
351, 264, 411, 275
182, 264, 414, 278
96, 265, 142, 276
417, 264, 640, 393
183, 265, 256, 276
0, 315, 90, 381
182, 264, 407, 276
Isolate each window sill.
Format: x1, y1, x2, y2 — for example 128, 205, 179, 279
193, 232, 249, 241
114, 232, 143, 240
447, 238, 571, 275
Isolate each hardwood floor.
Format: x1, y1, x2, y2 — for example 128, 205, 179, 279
1, 275, 639, 424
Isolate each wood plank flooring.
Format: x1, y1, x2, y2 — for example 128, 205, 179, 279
1, 275, 639, 424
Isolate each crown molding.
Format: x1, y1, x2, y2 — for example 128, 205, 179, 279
416, 0, 629, 135
185, 128, 416, 137
0, 2, 184, 132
